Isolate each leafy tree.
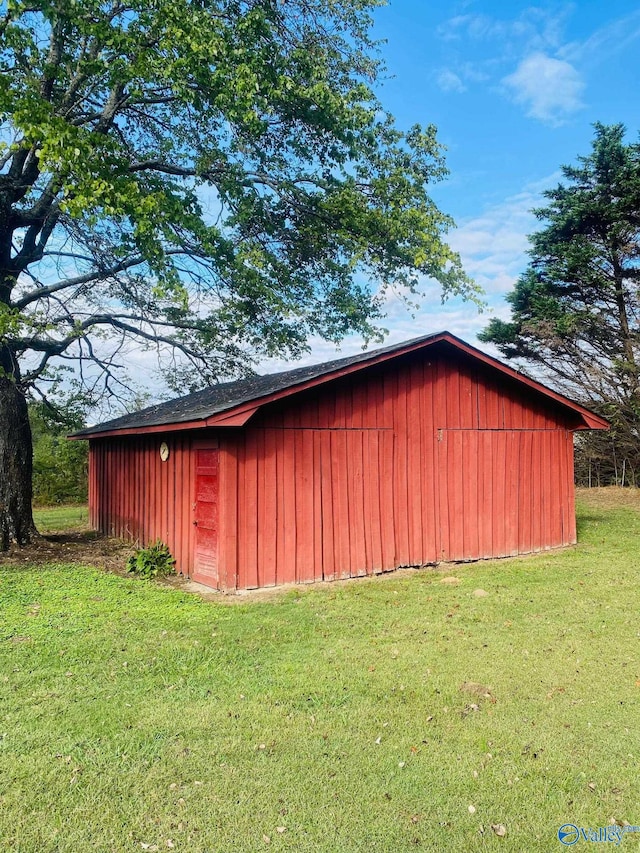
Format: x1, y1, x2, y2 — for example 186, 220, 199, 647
0, 0, 478, 548
480, 123, 640, 484
30, 400, 88, 505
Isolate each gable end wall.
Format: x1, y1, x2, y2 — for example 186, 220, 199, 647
218, 348, 577, 589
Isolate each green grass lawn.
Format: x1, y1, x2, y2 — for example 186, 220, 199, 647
33, 504, 89, 534
2, 491, 640, 852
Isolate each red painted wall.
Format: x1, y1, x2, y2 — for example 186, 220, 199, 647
89, 433, 199, 579
89, 345, 579, 590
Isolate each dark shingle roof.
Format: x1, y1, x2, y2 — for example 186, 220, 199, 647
72, 332, 442, 437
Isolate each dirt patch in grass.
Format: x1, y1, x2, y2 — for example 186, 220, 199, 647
576, 486, 640, 511
1, 530, 134, 574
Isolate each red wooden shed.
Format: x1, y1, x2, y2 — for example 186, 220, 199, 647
73, 332, 608, 591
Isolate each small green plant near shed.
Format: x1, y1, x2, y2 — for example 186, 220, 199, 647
126, 540, 175, 580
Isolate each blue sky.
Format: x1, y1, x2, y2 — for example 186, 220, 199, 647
263, 0, 640, 370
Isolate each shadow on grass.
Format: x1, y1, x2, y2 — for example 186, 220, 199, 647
41, 530, 102, 544
576, 512, 607, 535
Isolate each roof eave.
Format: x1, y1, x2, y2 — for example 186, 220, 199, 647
70, 331, 609, 438
68, 407, 259, 440
71, 333, 452, 439
573, 412, 610, 430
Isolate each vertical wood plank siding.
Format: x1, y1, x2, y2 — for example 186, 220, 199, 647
89, 435, 200, 579
88, 347, 580, 590
218, 349, 578, 589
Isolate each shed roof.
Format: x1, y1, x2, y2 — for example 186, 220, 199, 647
72, 331, 609, 438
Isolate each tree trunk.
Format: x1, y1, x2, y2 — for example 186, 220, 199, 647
0, 351, 36, 548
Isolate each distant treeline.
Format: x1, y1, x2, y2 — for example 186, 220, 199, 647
574, 432, 639, 489
30, 403, 88, 505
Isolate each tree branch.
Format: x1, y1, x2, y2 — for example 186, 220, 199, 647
128, 160, 197, 176
13, 256, 145, 309
40, 16, 64, 102
94, 84, 128, 134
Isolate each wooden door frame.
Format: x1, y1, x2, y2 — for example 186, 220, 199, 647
191, 437, 220, 587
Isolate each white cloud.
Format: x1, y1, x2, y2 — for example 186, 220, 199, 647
448, 173, 559, 300
502, 53, 584, 124
449, 190, 538, 298
437, 8, 568, 51
437, 13, 499, 41
457, 61, 491, 84
560, 10, 640, 64
436, 69, 466, 93
435, 9, 581, 120
436, 63, 490, 93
